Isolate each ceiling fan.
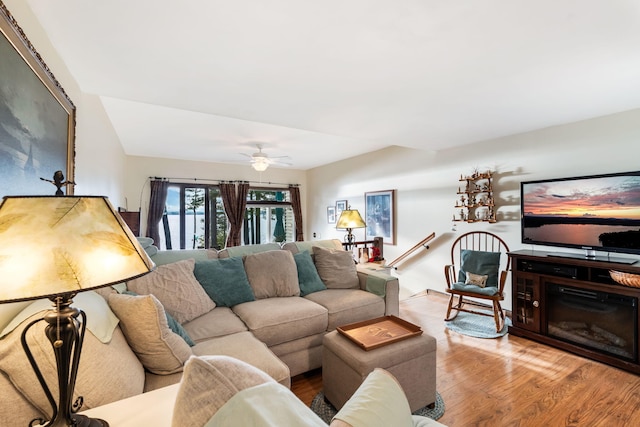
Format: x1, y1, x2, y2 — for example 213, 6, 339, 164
241, 144, 292, 171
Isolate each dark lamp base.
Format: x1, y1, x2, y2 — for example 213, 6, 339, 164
72, 414, 109, 427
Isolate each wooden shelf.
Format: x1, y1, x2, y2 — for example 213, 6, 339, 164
453, 170, 496, 223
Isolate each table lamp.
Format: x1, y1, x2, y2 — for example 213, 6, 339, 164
0, 195, 155, 427
336, 208, 366, 249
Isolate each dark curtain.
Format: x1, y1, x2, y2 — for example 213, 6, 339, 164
290, 185, 304, 241
220, 183, 237, 247
221, 182, 248, 247
146, 179, 169, 245
231, 183, 249, 246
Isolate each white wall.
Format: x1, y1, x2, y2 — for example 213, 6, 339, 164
8, 0, 640, 310
307, 108, 640, 306
5, 0, 126, 201
123, 156, 307, 237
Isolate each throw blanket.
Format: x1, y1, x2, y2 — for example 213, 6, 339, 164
206, 382, 326, 426
365, 272, 389, 297
0, 291, 119, 343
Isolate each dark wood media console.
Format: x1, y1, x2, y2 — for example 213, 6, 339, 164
509, 250, 640, 374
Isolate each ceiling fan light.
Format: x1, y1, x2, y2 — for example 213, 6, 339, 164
252, 158, 269, 171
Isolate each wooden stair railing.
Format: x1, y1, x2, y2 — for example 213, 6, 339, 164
386, 232, 436, 269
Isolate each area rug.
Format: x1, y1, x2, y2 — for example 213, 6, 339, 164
310, 390, 445, 424
445, 310, 511, 338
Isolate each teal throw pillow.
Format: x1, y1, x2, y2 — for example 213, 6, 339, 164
123, 291, 195, 346
293, 251, 326, 296
194, 257, 255, 307
457, 249, 501, 288
165, 312, 196, 347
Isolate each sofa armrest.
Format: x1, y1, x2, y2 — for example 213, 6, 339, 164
357, 269, 399, 316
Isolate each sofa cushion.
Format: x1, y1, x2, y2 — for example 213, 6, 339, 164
192, 331, 291, 387
182, 307, 248, 343
218, 243, 282, 258
150, 249, 218, 267
304, 289, 385, 331
108, 293, 192, 375
243, 250, 300, 299
282, 239, 343, 255
0, 313, 145, 418
172, 355, 275, 427
313, 246, 359, 289
0, 369, 46, 427
294, 251, 327, 296
232, 297, 328, 347
127, 258, 216, 324
194, 258, 255, 307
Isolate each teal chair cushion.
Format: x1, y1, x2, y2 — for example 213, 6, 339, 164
457, 249, 501, 288
451, 283, 499, 296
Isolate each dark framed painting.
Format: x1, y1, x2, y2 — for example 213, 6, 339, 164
0, 2, 76, 198
365, 189, 396, 245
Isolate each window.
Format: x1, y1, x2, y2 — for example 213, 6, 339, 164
244, 188, 294, 244
157, 185, 294, 250
158, 184, 227, 250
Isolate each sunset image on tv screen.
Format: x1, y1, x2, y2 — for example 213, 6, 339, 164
522, 174, 640, 250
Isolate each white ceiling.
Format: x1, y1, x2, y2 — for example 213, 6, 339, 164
26, 0, 640, 170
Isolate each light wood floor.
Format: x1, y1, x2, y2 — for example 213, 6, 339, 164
291, 291, 640, 426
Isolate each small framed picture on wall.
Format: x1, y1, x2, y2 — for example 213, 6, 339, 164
336, 200, 347, 217
327, 206, 336, 224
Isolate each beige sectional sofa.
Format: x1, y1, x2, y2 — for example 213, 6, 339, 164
0, 239, 399, 426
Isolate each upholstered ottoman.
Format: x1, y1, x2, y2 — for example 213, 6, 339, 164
322, 329, 437, 412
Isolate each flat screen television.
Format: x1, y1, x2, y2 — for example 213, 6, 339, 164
521, 171, 640, 264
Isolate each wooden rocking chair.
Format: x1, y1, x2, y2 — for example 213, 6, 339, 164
444, 231, 511, 332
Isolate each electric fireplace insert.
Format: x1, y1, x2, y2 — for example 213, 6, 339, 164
546, 283, 637, 362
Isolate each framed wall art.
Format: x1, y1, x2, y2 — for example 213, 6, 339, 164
327, 206, 336, 224
365, 189, 396, 245
335, 199, 347, 218
0, 2, 76, 198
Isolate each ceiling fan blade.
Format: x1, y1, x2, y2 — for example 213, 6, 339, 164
271, 160, 292, 167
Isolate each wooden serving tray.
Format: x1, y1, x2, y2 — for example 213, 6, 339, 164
336, 315, 423, 351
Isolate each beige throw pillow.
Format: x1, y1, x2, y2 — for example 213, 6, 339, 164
127, 259, 215, 324
465, 272, 489, 288
108, 293, 192, 375
243, 250, 300, 299
313, 246, 359, 289
172, 355, 274, 427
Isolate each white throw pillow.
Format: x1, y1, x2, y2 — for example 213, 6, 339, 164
331, 368, 414, 427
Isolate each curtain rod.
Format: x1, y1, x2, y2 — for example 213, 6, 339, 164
149, 176, 300, 187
